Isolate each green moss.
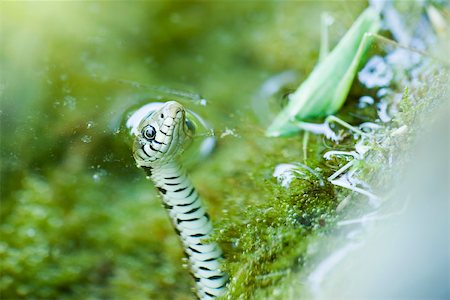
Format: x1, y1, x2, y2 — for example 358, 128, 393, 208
216, 175, 337, 299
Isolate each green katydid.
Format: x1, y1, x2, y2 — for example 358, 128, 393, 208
266, 7, 381, 137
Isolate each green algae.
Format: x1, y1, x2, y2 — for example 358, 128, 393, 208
202, 137, 338, 299
1, 1, 449, 300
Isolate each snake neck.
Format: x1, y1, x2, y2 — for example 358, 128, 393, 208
143, 161, 227, 299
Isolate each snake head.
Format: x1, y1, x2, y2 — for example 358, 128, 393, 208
133, 101, 193, 167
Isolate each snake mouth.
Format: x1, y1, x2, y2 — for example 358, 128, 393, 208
161, 101, 188, 156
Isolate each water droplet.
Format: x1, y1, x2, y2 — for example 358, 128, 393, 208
92, 169, 107, 182
81, 135, 92, 143
64, 96, 77, 110
86, 121, 95, 129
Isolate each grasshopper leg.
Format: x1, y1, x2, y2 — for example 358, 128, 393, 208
325, 115, 370, 138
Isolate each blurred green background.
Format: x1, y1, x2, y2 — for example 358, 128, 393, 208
1, 1, 371, 299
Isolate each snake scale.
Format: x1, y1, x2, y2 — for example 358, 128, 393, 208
131, 101, 227, 299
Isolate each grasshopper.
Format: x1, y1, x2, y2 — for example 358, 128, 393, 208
266, 7, 381, 137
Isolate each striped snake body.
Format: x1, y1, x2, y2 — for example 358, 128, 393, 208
132, 101, 227, 299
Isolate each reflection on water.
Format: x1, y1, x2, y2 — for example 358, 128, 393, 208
252, 70, 299, 125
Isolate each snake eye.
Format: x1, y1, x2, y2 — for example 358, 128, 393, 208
142, 125, 156, 141
185, 118, 195, 134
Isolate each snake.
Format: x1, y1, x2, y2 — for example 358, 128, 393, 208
131, 101, 227, 299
